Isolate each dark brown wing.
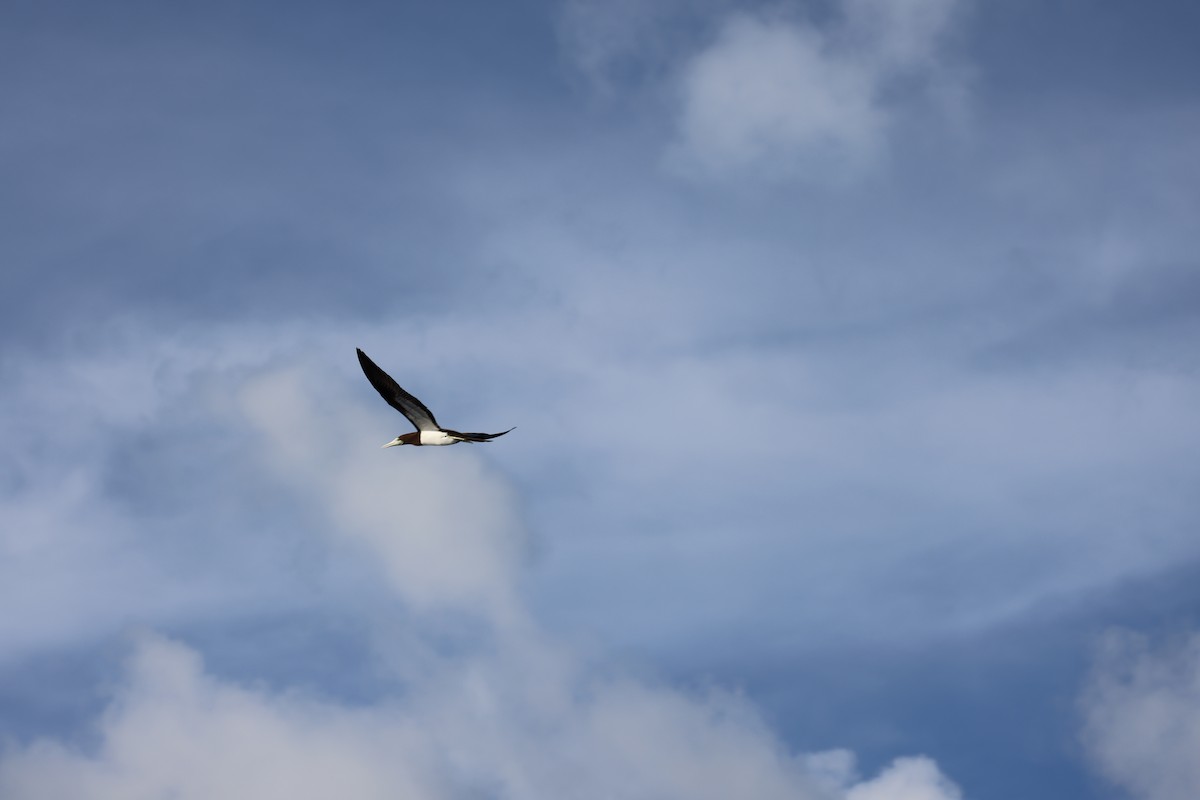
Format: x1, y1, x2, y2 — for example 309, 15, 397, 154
356, 349, 440, 432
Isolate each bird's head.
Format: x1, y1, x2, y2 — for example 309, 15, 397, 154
382, 432, 418, 448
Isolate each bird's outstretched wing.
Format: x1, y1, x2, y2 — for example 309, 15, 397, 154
356, 349, 440, 432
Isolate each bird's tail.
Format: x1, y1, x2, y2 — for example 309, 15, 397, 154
451, 427, 516, 443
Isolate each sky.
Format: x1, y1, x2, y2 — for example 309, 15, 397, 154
2, 1, 1199, 798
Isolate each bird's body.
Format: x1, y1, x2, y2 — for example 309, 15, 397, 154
417, 430, 458, 447
356, 348, 514, 448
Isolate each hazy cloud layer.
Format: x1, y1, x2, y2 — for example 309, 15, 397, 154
0, 349, 963, 799
1081, 630, 1200, 800
2, 2, 1199, 798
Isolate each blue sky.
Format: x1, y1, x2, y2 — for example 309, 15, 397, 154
2, 1, 1199, 798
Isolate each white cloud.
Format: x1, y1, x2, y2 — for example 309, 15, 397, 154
236, 365, 527, 623
846, 756, 962, 800
0, 329, 965, 799
1080, 629, 1200, 800
672, 14, 884, 177
0, 634, 440, 800
0, 627, 965, 800
669, 1, 963, 179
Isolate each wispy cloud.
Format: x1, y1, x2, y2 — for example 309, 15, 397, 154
667, 1, 965, 180
1080, 629, 1200, 800
556, 0, 967, 181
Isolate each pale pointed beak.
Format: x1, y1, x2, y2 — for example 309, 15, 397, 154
382, 438, 403, 448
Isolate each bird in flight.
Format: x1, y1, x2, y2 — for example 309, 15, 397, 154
356, 348, 515, 447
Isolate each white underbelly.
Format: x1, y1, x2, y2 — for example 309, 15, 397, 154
419, 430, 458, 446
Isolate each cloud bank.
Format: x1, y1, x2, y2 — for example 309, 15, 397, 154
0, 346, 963, 799
0, 631, 962, 800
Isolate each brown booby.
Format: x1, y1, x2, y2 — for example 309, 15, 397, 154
357, 348, 514, 447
